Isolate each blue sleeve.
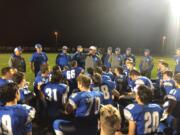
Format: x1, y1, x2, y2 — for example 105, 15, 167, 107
124, 104, 137, 121
30, 53, 35, 62
44, 53, 48, 62
69, 93, 81, 109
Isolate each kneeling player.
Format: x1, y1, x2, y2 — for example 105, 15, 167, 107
0, 83, 35, 135
53, 74, 104, 135
124, 85, 163, 135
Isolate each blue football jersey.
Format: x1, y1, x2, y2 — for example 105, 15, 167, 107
167, 88, 180, 119
19, 88, 34, 104
42, 83, 69, 117
161, 79, 175, 94
34, 74, 49, 89
0, 104, 35, 135
62, 67, 83, 93
132, 76, 154, 92
100, 77, 116, 105
69, 90, 102, 117
0, 78, 9, 87
124, 103, 163, 135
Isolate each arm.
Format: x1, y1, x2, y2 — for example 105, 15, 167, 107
128, 120, 136, 135
8, 56, 13, 67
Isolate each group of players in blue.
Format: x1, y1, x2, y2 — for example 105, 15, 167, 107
0, 45, 180, 135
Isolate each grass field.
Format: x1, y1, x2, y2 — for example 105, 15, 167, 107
0, 53, 176, 90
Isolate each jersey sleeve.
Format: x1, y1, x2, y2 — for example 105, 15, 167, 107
21, 104, 36, 133
69, 93, 81, 109
124, 104, 137, 121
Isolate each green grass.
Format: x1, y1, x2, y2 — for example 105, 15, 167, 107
0, 53, 176, 90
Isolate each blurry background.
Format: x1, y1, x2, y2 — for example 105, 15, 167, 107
0, 0, 178, 54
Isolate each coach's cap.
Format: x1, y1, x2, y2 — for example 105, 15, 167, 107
107, 47, 112, 50
144, 49, 150, 52
35, 44, 42, 49
14, 47, 22, 52
77, 45, 82, 48
89, 46, 97, 50
62, 46, 68, 50
126, 47, 131, 51
115, 47, 120, 51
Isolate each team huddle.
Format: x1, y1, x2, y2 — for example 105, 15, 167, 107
1, 44, 180, 135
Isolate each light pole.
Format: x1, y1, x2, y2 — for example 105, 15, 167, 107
54, 31, 59, 46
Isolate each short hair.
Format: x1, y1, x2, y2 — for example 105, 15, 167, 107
0, 83, 19, 103
115, 67, 123, 75
70, 60, 77, 67
1, 67, 11, 76
100, 105, 121, 133
163, 70, 173, 78
52, 65, 61, 72
87, 67, 94, 76
102, 65, 108, 72
174, 73, 180, 84
161, 62, 169, 68
94, 67, 103, 75
92, 73, 102, 86
77, 74, 91, 88
126, 60, 134, 66
40, 64, 49, 74
12, 72, 24, 85
137, 85, 152, 104
129, 70, 140, 76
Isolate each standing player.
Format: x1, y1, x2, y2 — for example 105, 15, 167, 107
124, 85, 163, 135
53, 74, 104, 135
9, 46, 26, 73
41, 68, 69, 121
62, 60, 84, 95
30, 44, 48, 77
0, 83, 35, 135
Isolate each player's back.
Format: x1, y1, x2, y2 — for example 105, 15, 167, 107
42, 82, 68, 118
0, 104, 35, 135
100, 76, 116, 104
124, 103, 163, 135
63, 67, 83, 94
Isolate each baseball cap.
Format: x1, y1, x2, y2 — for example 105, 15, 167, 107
115, 47, 120, 51
107, 47, 112, 50
14, 47, 22, 52
126, 47, 131, 51
77, 45, 82, 49
35, 44, 42, 49
144, 49, 150, 52
89, 46, 97, 50
62, 46, 68, 50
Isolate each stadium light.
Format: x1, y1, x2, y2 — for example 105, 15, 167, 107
168, 0, 180, 49
170, 0, 180, 17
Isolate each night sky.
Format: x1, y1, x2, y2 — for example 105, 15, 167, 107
0, 0, 169, 51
